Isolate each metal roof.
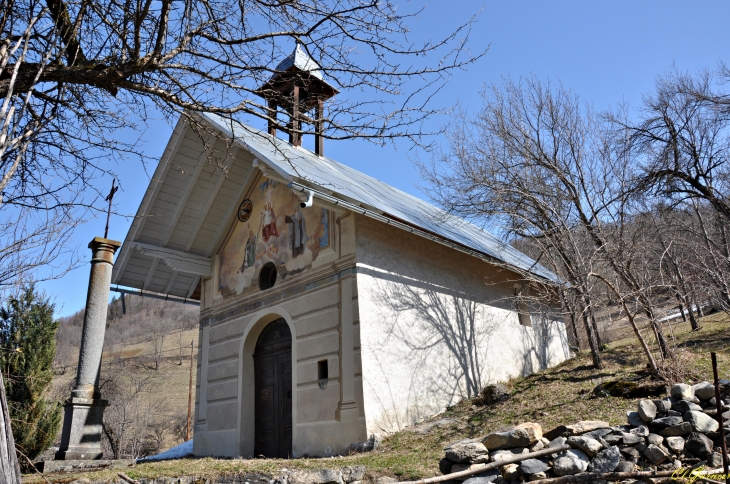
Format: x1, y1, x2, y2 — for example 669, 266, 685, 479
274, 44, 325, 81
203, 114, 559, 283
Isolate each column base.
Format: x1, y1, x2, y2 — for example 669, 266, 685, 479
336, 400, 359, 422
56, 397, 108, 461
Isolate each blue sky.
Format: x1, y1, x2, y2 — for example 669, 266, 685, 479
39, 1, 730, 317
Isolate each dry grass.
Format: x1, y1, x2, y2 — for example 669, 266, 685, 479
23, 313, 730, 483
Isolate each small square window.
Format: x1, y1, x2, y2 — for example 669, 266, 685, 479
318, 360, 328, 389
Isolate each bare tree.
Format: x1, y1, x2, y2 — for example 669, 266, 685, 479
150, 327, 165, 371
0, 0, 485, 289
622, 69, 730, 221
421, 78, 675, 370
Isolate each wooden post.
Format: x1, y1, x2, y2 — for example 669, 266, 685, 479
186, 340, 194, 441
268, 99, 277, 137
0, 371, 21, 483
711, 352, 729, 484
290, 85, 301, 146
315, 98, 324, 156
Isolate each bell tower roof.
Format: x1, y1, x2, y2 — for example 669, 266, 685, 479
256, 44, 338, 156
257, 44, 338, 105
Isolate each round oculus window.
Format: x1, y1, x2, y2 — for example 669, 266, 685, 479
259, 262, 277, 290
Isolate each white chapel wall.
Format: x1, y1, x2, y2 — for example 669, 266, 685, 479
353, 215, 570, 436
193, 198, 367, 458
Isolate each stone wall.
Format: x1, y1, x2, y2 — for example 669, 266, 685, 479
438, 381, 730, 483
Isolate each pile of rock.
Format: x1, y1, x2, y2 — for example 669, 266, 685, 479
438, 381, 730, 483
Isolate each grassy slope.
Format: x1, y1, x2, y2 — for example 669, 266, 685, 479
25, 313, 730, 483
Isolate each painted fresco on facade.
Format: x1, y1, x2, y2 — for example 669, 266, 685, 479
219, 178, 330, 294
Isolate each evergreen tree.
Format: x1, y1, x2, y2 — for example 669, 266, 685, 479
0, 285, 62, 465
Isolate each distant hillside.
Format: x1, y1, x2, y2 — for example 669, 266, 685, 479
55, 293, 199, 372
49, 294, 201, 460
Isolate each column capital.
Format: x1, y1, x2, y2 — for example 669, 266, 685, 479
88, 237, 122, 264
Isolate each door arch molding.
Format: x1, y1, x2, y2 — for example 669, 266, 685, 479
236, 306, 297, 458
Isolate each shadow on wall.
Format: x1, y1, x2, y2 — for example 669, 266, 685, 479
366, 279, 500, 431
518, 312, 570, 377
364, 274, 569, 431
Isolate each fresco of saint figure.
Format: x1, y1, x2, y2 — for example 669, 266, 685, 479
261, 202, 278, 242
285, 209, 307, 257
218, 177, 331, 295
238, 230, 257, 273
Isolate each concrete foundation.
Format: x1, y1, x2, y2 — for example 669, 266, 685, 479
40, 458, 135, 474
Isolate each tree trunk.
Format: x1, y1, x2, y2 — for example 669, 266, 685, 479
559, 290, 581, 348
584, 293, 604, 348
580, 295, 603, 369
0, 371, 22, 483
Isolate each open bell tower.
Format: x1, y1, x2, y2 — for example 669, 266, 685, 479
257, 44, 338, 156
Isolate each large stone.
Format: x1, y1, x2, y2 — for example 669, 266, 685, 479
519, 458, 549, 476
647, 433, 663, 446
565, 421, 610, 435
620, 446, 641, 462
672, 400, 703, 413
650, 416, 683, 431
685, 432, 714, 458
658, 422, 692, 437
604, 434, 621, 445
481, 423, 542, 450
290, 469, 344, 484
566, 436, 603, 457
342, 467, 365, 483
588, 446, 621, 473
665, 436, 685, 454
694, 382, 717, 400
709, 452, 724, 468
621, 433, 644, 445
548, 436, 567, 449
445, 441, 489, 464
638, 400, 657, 422
460, 469, 501, 484
615, 460, 636, 473
684, 410, 719, 433
450, 462, 487, 477
654, 398, 672, 414
552, 449, 590, 476
671, 384, 694, 399
479, 384, 510, 405
641, 444, 671, 464
489, 447, 528, 462
582, 428, 613, 440
627, 411, 645, 427
528, 440, 544, 452
631, 425, 650, 437
543, 425, 568, 440
502, 464, 520, 481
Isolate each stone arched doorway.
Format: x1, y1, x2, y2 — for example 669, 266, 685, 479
253, 318, 292, 458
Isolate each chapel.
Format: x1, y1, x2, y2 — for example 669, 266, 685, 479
111, 45, 571, 459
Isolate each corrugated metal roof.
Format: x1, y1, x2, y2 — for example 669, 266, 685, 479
203, 113, 559, 283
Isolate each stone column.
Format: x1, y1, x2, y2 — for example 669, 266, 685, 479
56, 237, 121, 460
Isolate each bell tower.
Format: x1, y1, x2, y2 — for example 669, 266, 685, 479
257, 44, 338, 156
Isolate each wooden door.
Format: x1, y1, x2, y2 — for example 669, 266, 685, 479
254, 319, 292, 458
